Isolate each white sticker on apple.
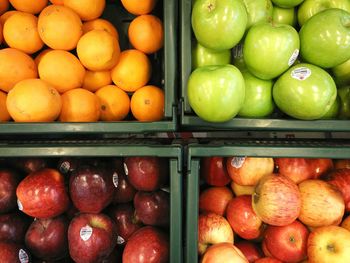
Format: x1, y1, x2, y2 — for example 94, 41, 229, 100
80, 225, 93, 241
291, 67, 311, 81
18, 249, 29, 263
231, 157, 246, 168
117, 235, 125, 245
123, 162, 129, 175
17, 199, 23, 211
112, 172, 119, 188
288, 49, 299, 66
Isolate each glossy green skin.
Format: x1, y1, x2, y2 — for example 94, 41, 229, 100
297, 0, 350, 27
192, 42, 231, 69
320, 96, 340, 119
238, 70, 275, 118
271, 0, 304, 8
273, 63, 337, 120
242, 0, 273, 29
187, 65, 245, 122
332, 58, 350, 86
243, 22, 300, 80
272, 6, 297, 27
299, 9, 350, 68
191, 0, 248, 50
338, 86, 350, 119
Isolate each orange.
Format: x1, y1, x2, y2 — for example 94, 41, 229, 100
34, 48, 52, 66
38, 5, 83, 51
82, 18, 119, 40
0, 21, 2, 45
38, 50, 86, 93
121, 0, 156, 15
9, 0, 48, 14
0, 0, 9, 16
95, 85, 130, 121
82, 70, 112, 92
130, 85, 164, 121
128, 14, 164, 54
0, 91, 10, 121
63, 0, 105, 21
111, 49, 151, 92
59, 88, 100, 122
49, 0, 63, 4
3, 12, 44, 54
6, 78, 62, 122
77, 29, 120, 71
0, 48, 38, 92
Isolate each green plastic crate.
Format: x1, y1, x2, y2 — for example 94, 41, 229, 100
180, 0, 350, 132
0, 139, 182, 263
185, 140, 350, 263
0, 1, 177, 135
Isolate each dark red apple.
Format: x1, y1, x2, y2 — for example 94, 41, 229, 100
201, 157, 231, 186
16, 168, 70, 219
68, 213, 117, 263
0, 212, 32, 243
307, 158, 333, 179
0, 241, 31, 263
334, 159, 350, 169
69, 165, 115, 213
25, 215, 69, 261
112, 167, 136, 204
134, 190, 170, 227
11, 158, 52, 174
122, 226, 169, 263
275, 158, 312, 184
0, 168, 22, 213
235, 241, 263, 263
124, 157, 168, 191
107, 203, 142, 245
263, 220, 309, 262
199, 186, 233, 216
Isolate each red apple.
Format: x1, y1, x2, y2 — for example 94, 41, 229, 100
226, 157, 274, 186
261, 238, 272, 257
0, 241, 31, 263
235, 241, 263, 263
69, 165, 115, 213
263, 220, 309, 263
134, 190, 170, 227
16, 168, 70, 219
124, 157, 168, 191
68, 213, 117, 263
324, 168, 350, 212
231, 181, 255, 196
122, 226, 169, 263
25, 215, 69, 261
307, 158, 333, 179
0, 212, 32, 243
10, 158, 52, 174
275, 158, 313, 184
341, 215, 350, 231
307, 226, 350, 263
201, 242, 249, 263
199, 186, 233, 216
226, 195, 264, 240
0, 168, 22, 213
107, 203, 142, 245
255, 257, 283, 263
112, 168, 136, 204
334, 159, 350, 169
298, 179, 344, 228
198, 212, 234, 255
252, 174, 301, 226
201, 157, 231, 186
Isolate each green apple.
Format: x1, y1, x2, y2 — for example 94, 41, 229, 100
243, 22, 300, 80
241, 0, 273, 30
187, 64, 245, 122
191, 0, 248, 50
271, 0, 304, 8
192, 42, 231, 69
299, 8, 350, 69
238, 70, 275, 117
272, 6, 297, 27
297, 0, 350, 27
320, 96, 340, 119
273, 63, 337, 120
332, 58, 350, 86
338, 86, 350, 119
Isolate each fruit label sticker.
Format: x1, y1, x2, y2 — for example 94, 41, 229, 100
231, 157, 246, 168
59, 161, 71, 174
112, 172, 119, 188
80, 225, 93, 241
18, 249, 29, 263
123, 162, 129, 175
17, 199, 23, 211
288, 49, 299, 66
117, 235, 125, 245
291, 67, 311, 81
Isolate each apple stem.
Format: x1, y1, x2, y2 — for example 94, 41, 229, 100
207, 2, 214, 12
327, 244, 336, 253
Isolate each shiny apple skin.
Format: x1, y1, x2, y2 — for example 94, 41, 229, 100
199, 186, 233, 216
0, 212, 32, 243
201, 157, 231, 186
0, 168, 22, 213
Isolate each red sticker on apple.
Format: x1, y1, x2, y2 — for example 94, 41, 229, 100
80, 225, 93, 241
17, 199, 23, 211
231, 157, 246, 168
288, 49, 299, 66
112, 172, 119, 188
291, 67, 311, 81
18, 249, 29, 263
123, 162, 129, 175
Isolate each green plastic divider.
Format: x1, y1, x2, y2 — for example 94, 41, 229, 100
185, 140, 350, 263
0, 140, 182, 263
180, 0, 350, 132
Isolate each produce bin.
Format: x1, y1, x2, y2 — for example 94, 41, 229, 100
180, 0, 350, 131
0, 0, 177, 135
0, 139, 182, 262
185, 140, 350, 263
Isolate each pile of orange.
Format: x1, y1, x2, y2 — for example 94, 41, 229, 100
0, 0, 164, 122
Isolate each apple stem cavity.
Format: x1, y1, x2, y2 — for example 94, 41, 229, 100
327, 244, 336, 253
206, 1, 215, 12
